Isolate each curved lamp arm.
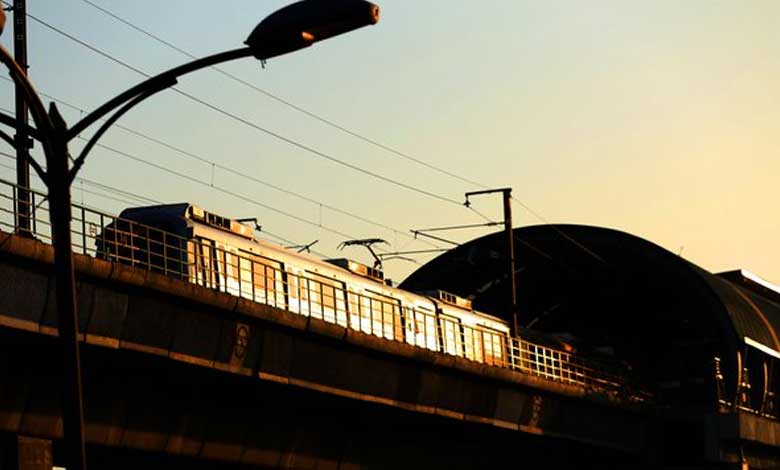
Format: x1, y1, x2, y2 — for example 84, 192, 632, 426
69, 77, 176, 184
67, 47, 253, 141
0, 45, 55, 160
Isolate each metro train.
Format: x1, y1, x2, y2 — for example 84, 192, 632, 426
95, 203, 512, 365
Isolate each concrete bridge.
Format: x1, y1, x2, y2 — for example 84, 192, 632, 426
0, 230, 651, 468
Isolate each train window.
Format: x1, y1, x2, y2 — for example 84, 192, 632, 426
363, 295, 375, 335
299, 273, 346, 324
237, 256, 252, 300
299, 277, 310, 313
381, 301, 401, 340
405, 306, 437, 351
187, 240, 198, 281
463, 327, 484, 363
314, 279, 347, 326
347, 290, 396, 338
359, 290, 402, 340
214, 243, 240, 297
347, 291, 362, 331
307, 279, 325, 320
370, 298, 383, 337
287, 273, 300, 313
232, 249, 283, 308
322, 284, 336, 311
377, 300, 391, 339
393, 303, 404, 341
461, 326, 506, 366
193, 238, 216, 289
483, 330, 505, 366
227, 250, 241, 297
439, 314, 463, 357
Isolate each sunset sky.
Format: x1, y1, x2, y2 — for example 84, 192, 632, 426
1, 0, 778, 284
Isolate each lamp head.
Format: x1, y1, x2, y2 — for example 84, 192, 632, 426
246, 0, 379, 60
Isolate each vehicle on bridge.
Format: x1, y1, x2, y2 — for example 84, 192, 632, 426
95, 203, 514, 364
94, 202, 632, 393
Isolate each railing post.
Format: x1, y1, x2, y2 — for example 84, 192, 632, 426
760, 360, 776, 418
80, 207, 86, 253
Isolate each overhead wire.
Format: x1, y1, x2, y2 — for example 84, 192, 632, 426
0, 146, 329, 257
9, 2, 605, 267
68, 0, 606, 263
76, 136, 381, 255
0, 160, 138, 206
0, 150, 146, 207
0, 75, 443, 250
77, 0, 486, 190
16, 6, 465, 207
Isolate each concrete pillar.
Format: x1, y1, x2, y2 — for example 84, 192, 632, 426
2, 436, 52, 470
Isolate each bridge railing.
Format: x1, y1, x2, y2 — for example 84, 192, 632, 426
0, 178, 643, 399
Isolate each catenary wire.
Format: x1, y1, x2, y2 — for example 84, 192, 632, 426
72, 0, 605, 264
9, 2, 605, 264
76, 136, 396, 254
16, 6, 465, 207
0, 75, 443, 250
0, 159, 138, 206
77, 0, 487, 189
0, 147, 331, 257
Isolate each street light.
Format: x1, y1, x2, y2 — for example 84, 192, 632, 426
0, 1, 379, 469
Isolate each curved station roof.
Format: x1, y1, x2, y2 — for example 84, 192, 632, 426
401, 225, 780, 389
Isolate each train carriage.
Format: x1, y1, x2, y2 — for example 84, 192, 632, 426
96, 202, 522, 370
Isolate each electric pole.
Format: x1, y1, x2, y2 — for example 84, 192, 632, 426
14, 0, 32, 236
465, 188, 519, 337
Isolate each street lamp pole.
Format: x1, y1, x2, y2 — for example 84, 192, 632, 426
464, 188, 519, 337
0, 2, 379, 469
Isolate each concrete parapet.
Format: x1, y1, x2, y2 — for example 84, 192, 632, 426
0, 231, 649, 460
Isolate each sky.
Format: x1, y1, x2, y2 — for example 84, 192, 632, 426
0, 0, 778, 285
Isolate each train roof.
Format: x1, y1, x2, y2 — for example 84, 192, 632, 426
118, 202, 255, 239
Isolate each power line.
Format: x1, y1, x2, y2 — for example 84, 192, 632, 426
77, 0, 486, 189
11, 2, 605, 265
19, 7, 464, 207
78, 136, 392, 251
0, 75, 443, 250
0, 153, 144, 207
1, 146, 331, 256
0, 148, 150, 206
72, 0, 600, 263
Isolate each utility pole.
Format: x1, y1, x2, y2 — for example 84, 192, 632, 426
464, 188, 519, 337
13, 0, 32, 236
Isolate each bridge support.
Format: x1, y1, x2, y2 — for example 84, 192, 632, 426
1, 436, 52, 470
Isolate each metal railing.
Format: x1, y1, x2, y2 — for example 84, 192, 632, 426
0, 177, 646, 399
